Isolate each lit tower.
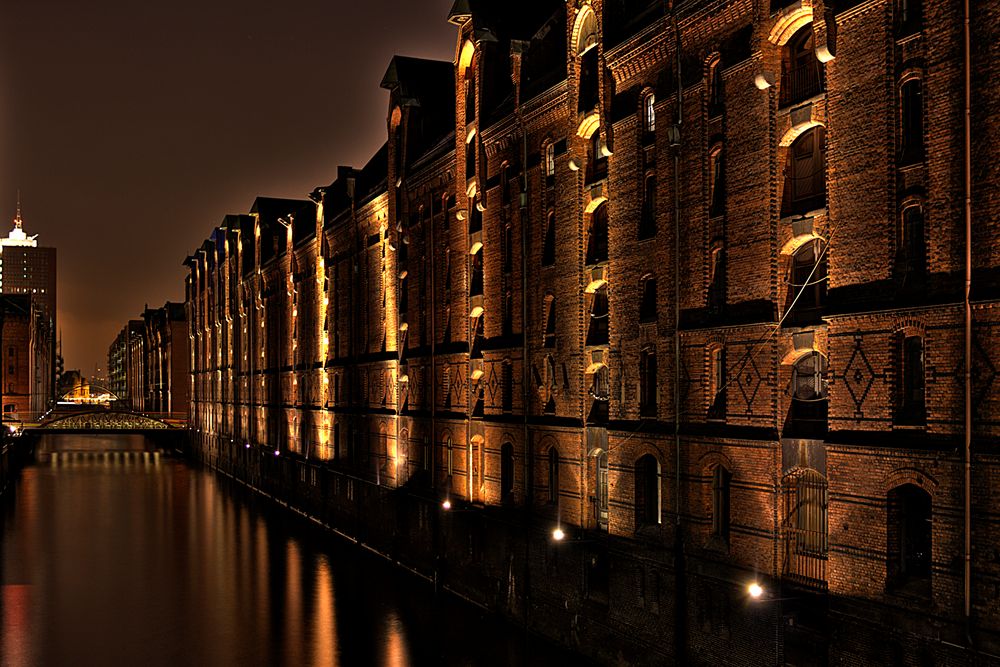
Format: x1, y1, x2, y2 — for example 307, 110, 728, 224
1, 194, 57, 409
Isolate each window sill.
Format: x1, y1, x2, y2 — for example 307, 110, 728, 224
892, 421, 926, 430
897, 155, 926, 170
777, 90, 826, 113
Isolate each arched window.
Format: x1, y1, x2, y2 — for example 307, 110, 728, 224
502, 291, 513, 337
899, 77, 924, 165
639, 275, 657, 322
586, 202, 609, 265
544, 142, 556, 180
586, 129, 607, 185
786, 352, 828, 438
588, 362, 610, 423
444, 248, 452, 292
782, 127, 827, 217
640, 173, 656, 239
635, 454, 660, 529
502, 360, 513, 411
542, 210, 556, 266
463, 46, 476, 124
501, 163, 512, 206
501, 442, 515, 505
708, 346, 727, 420
643, 93, 656, 133
898, 335, 926, 425
887, 484, 932, 593
470, 313, 484, 359
708, 145, 725, 218
708, 59, 724, 117
639, 348, 657, 418
469, 248, 483, 297
575, 8, 599, 112
780, 25, 824, 107
466, 131, 477, 180
711, 465, 731, 539
503, 224, 513, 274
708, 243, 726, 311
543, 294, 556, 348
586, 285, 609, 347
547, 447, 560, 505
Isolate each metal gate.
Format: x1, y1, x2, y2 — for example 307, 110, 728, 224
783, 468, 828, 587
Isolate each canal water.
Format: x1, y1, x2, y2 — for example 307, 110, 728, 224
0, 437, 573, 666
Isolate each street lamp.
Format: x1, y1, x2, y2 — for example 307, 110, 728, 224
748, 582, 764, 599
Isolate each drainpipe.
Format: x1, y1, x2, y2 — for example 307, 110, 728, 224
963, 0, 973, 644
671, 7, 687, 663
521, 103, 531, 512
430, 191, 437, 492
672, 15, 683, 531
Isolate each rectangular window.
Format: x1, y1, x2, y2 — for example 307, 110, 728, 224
900, 79, 924, 165
712, 466, 731, 540
640, 278, 657, 323
639, 350, 657, 418
900, 336, 926, 424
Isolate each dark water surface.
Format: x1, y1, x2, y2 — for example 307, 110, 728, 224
1, 437, 571, 666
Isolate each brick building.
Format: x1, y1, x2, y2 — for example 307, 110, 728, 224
1, 295, 53, 419
186, 0, 1000, 663
107, 319, 144, 407
2, 198, 57, 407
107, 303, 188, 417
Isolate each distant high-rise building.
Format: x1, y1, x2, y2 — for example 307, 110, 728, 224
1, 196, 56, 321
2, 195, 57, 409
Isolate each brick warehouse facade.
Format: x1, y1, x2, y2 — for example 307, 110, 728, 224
184, 0, 1000, 664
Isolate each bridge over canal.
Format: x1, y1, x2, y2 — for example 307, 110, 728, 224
21, 407, 188, 463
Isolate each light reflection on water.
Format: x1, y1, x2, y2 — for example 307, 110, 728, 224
1, 443, 572, 666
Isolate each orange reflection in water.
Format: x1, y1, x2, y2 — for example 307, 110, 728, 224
384, 610, 409, 667
1, 585, 33, 667
311, 555, 339, 667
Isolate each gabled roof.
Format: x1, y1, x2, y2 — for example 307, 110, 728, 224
464, 0, 562, 43
380, 56, 453, 99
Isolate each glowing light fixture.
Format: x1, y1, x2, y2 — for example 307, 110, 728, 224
748, 582, 764, 599
442, 499, 452, 510
552, 527, 565, 541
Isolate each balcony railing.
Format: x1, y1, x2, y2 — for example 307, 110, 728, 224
780, 62, 825, 107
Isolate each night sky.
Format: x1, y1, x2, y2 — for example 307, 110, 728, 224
0, 0, 455, 376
